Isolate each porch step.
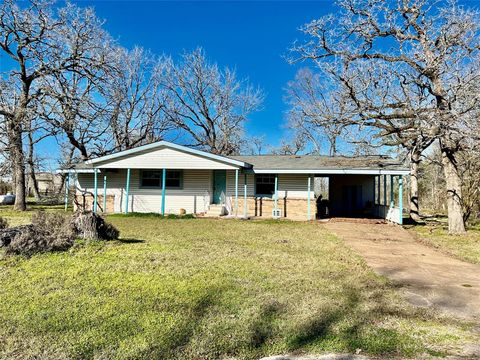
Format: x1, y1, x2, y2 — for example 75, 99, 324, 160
205, 204, 227, 217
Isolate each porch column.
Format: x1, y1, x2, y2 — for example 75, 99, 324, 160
93, 169, 98, 213
377, 175, 381, 204
161, 168, 166, 216
398, 175, 403, 225
390, 175, 394, 209
274, 174, 278, 215
383, 174, 387, 218
103, 175, 107, 213
124, 168, 131, 214
235, 169, 239, 217
383, 175, 387, 206
64, 173, 69, 211
372, 177, 376, 205
307, 175, 311, 220
243, 173, 247, 218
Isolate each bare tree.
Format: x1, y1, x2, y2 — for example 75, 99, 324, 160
104, 47, 171, 152
160, 48, 263, 155
0, 0, 112, 209
292, 0, 480, 233
285, 68, 349, 156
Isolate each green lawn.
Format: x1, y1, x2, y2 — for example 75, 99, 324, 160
0, 208, 477, 359
409, 225, 480, 265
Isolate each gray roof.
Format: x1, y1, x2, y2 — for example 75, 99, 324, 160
231, 155, 407, 171
60, 152, 408, 175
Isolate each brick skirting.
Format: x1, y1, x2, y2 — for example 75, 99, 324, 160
236, 197, 315, 220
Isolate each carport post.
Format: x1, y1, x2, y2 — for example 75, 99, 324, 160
243, 173, 247, 218
93, 169, 98, 213
235, 169, 239, 216
390, 175, 394, 209
64, 173, 69, 211
274, 174, 278, 214
383, 175, 387, 206
398, 175, 403, 225
307, 175, 311, 220
103, 175, 107, 213
161, 168, 166, 216
124, 168, 131, 214
377, 175, 381, 204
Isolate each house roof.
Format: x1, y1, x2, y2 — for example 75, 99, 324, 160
58, 141, 409, 175
231, 155, 409, 175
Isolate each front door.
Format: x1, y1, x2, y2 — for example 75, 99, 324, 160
213, 170, 226, 204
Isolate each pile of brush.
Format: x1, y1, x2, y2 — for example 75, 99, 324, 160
0, 211, 119, 256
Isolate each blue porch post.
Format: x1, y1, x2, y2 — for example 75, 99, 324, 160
93, 169, 98, 213
274, 174, 278, 216
124, 168, 131, 214
244, 173, 247, 218
398, 175, 403, 225
235, 169, 239, 217
377, 175, 381, 204
307, 175, 311, 220
161, 168, 166, 216
383, 174, 387, 218
64, 173, 70, 211
103, 175, 107, 213
390, 175, 395, 209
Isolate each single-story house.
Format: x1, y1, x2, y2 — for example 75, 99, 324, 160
60, 141, 409, 224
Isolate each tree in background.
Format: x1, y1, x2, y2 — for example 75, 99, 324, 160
104, 47, 171, 152
159, 49, 263, 155
292, 0, 480, 233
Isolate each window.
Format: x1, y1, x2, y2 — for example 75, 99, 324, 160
140, 170, 183, 189
255, 174, 276, 196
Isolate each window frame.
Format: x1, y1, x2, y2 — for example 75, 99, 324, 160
139, 169, 183, 190
255, 173, 277, 197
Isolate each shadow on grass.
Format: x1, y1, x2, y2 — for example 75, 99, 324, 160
116, 238, 145, 244
135, 285, 224, 359
248, 285, 454, 357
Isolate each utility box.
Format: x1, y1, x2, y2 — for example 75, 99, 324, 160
272, 208, 282, 219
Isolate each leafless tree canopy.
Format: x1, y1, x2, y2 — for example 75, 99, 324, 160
291, 0, 480, 233
159, 49, 264, 155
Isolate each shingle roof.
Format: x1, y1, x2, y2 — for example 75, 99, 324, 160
230, 155, 407, 171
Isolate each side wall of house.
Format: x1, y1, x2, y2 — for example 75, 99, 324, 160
76, 169, 212, 214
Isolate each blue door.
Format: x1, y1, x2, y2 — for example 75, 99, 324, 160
213, 170, 226, 204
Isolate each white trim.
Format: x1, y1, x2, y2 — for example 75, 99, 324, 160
252, 169, 410, 175
85, 141, 251, 168
56, 169, 95, 174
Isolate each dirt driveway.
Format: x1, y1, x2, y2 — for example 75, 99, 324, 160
324, 221, 480, 321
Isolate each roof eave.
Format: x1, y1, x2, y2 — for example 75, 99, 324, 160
252, 169, 410, 175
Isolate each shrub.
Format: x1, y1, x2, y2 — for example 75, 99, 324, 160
0, 216, 8, 230
5, 212, 75, 256
71, 211, 119, 240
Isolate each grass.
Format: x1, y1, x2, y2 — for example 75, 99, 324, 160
0, 208, 478, 359
409, 224, 480, 265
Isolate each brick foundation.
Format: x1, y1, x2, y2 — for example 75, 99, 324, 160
74, 194, 115, 213
235, 197, 315, 220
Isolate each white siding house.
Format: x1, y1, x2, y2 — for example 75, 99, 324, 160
63, 141, 409, 223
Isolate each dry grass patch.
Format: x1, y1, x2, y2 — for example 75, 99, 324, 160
409, 225, 480, 264
0, 212, 477, 359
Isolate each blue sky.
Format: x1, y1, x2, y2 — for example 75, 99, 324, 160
74, 0, 334, 146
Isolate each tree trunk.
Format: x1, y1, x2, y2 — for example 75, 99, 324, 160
27, 132, 41, 201
409, 149, 421, 223
440, 146, 466, 234
8, 120, 27, 211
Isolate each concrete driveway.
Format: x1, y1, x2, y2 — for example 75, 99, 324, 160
324, 221, 480, 321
